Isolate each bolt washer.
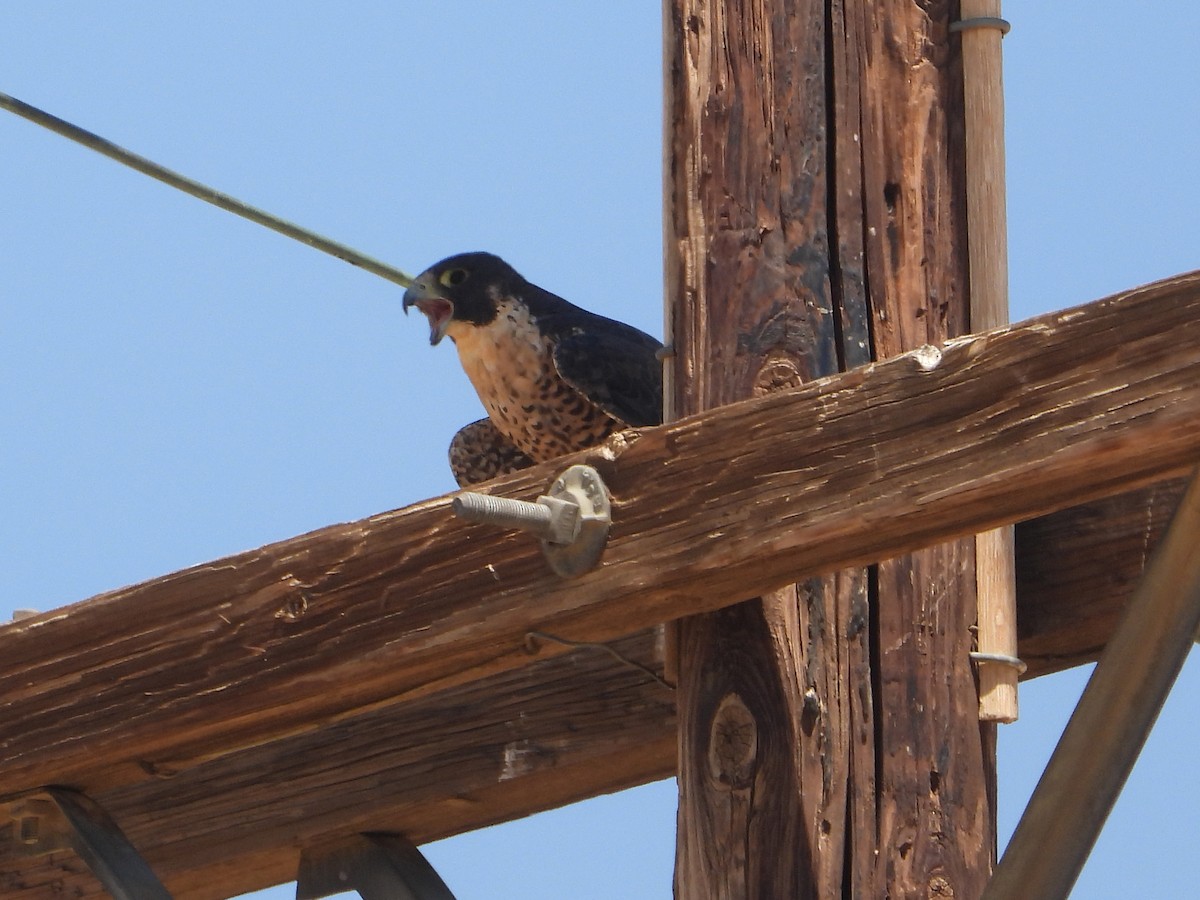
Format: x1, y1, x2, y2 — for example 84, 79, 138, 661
541, 465, 611, 578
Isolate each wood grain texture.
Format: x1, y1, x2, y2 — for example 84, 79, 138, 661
0, 482, 1189, 899
960, 0, 1018, 723
853, 2, 994, 894
987, 473, 1200, 900
1, 271, 1199, 810
827, 6, 878, 892
1, 632, 675, 899
664, 0, 995, 895
1017, 478, 1187, 677
959, 0, 1010, 335
665, 0, 863, 895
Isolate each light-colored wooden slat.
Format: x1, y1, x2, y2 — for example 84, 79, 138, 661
1, 270, 1199, 805
960, 0, 1019, 723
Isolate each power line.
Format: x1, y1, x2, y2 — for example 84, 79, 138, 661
0, 90, 414, 288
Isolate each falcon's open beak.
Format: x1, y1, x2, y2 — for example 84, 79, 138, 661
402, 281, 455, 346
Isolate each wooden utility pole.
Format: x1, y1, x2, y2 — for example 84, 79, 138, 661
665, 1, 995, 895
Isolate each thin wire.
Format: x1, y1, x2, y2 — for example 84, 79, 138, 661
0, 90, 414, 289
526, 630, 675, 691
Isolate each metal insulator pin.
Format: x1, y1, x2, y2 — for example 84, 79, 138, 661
451, 493, 581, 545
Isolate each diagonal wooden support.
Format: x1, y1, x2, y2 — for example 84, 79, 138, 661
984, 470, 1200, 900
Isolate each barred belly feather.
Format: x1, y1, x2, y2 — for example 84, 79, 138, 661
445, 299, 620, 462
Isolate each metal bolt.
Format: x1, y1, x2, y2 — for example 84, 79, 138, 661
969, 651, 1028, 675
451, 465, 612, 578
452, 493, 580, 545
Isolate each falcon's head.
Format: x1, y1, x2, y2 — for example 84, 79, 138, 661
402, 252, 524, 346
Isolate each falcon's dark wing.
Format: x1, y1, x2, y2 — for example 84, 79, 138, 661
550, 327, 662, 427
523, 287, 662, 427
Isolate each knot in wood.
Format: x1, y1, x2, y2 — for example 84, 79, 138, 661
706, 693, 758, 789
912, 344, 943, 371
752, 354, 803, 396
275, 593, 308, 622
927, 874, 955, 898
800, 687, 822, 735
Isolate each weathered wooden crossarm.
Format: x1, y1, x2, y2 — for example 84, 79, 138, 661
2, 270, 1199, 802
3, 480, 1182, 900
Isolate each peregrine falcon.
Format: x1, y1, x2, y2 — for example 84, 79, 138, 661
403, 252, 663, 486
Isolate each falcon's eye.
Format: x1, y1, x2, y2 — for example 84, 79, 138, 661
440, 268, 469, 288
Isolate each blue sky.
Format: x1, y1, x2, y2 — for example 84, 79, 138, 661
2, 3, 1197, 898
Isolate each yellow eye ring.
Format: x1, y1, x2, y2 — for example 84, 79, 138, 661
439, 268, 469, 287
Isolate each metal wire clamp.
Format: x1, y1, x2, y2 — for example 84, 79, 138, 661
950, 16, 1012, 35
